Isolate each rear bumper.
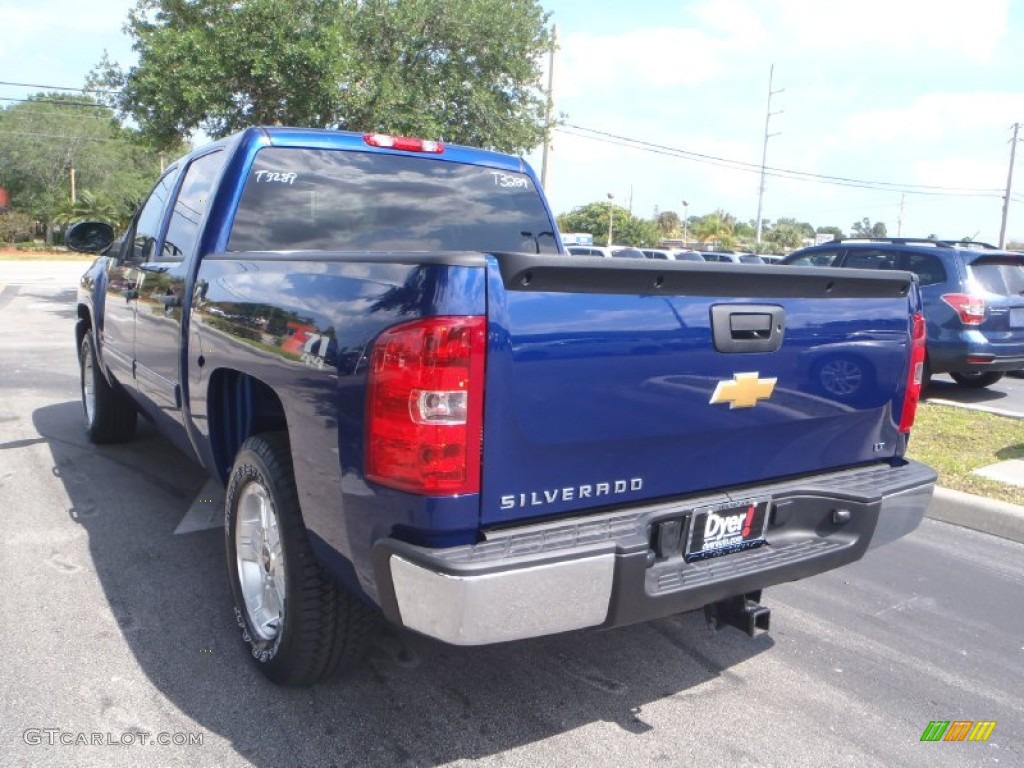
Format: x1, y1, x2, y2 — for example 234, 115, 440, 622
372, 460, 936, 646
928, 335, 1024, 373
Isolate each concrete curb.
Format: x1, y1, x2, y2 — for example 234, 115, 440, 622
925, 486, 1024, 545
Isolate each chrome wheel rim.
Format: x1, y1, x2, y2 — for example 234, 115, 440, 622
235, 483, 286, 641
81, 344, 96, 427
820, 359, 862, 395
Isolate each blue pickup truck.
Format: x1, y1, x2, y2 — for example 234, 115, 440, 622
70, 127, 936, 686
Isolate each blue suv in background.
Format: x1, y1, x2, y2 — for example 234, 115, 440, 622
783, 238, 1024, 389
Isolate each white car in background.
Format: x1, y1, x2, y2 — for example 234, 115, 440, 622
566, 245, 616, 257
642, 248, 707, 262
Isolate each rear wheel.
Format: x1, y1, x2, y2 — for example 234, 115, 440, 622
79, 332, 136, 443
225, 432, 376, 686
949, 371, 1004, 389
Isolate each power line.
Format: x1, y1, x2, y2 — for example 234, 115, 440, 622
0, 130, 127, 144
0, 102, 118, 123
0, 96, 113, 110
0, 80, 121, 94
560, 123, 1004, 198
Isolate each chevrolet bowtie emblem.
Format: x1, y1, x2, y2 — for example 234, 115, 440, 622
709, 372, 777, 409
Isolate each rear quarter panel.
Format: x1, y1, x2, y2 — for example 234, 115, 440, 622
189, 254, 488, 601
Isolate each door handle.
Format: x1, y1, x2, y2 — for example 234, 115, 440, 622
711, 304, 786, 353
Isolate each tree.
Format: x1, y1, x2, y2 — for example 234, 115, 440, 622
690, 210, 735, 249
734, 220, 755, 239
557, 202, 660, 247
816, 225, 845, 240
765, 221, 805, 251
93, 0, 552, 154
52, 190, 129, 230
656, 210, 680, 237
616, 217, 661, 247
0, 94, 169, 242
851, 217, 887, 238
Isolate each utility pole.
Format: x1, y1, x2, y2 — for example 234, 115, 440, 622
607, 193, 615, 246
999, 122, 1020, 248
540, 25, 557, 189
682, 200, 689, 246
70, 167, 76, 204
755, 64, 783, 244
897, 193, 905, 236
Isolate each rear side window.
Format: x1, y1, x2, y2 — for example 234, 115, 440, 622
899, 252, 947, 285
969, 260, 1024, 296
229, 148, 558, 254
842, 248, 898, 270
162, 150, 224, 262
786, 248, 842, 266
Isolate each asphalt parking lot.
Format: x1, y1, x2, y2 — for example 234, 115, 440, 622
1, 261, 1022, 768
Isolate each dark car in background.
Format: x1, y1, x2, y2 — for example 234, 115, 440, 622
783, 238, 1024, 388
704, 251, 765, 264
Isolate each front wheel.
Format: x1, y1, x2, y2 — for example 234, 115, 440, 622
79, 332, 136, 443
225, 432, 375, 686
949, 371, 1004, 389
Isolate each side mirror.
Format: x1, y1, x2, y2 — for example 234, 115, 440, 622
66, 221, 116, 254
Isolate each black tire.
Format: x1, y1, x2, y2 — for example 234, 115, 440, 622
949, 371, 1004, 389
225, 432, 376, 686
79, 332, 137, 444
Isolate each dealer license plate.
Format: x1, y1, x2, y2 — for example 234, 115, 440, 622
685, 499, 770, 562
1010, 308, 1024, 328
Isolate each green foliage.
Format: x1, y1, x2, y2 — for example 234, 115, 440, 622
851, 217, 887, 238
656, 210, 680, 237
615, 217, 661, 248
94, 0, 552, 154
734, 220, 755, 239
0, 94, 171, 239
816, 225, 845, 239
690, 210, 735, 249
0, 211, 36, 243
52, 190, 129, 230
765, 222, 804, 250
557, 201, 660, 247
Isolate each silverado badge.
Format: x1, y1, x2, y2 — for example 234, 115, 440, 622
709, 372, 777, 409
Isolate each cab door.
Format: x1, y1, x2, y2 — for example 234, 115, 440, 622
102, 168, 180, 388
133, 150, 225, 421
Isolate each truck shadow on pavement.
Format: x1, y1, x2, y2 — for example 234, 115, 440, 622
35, 400, 773, 767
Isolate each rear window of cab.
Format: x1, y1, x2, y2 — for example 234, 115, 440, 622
228, 147, 559, 255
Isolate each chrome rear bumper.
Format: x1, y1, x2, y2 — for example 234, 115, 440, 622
373, 460, 936, 646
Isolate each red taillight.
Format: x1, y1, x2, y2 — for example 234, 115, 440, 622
940, 293, 985, 325
899, 312, 927, 434
366, 316, 485, 495
363, 133, 445, 154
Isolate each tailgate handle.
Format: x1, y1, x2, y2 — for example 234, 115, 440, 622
711, 304, 785, 353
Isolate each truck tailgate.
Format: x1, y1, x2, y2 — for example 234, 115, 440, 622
480, 255, 919, 526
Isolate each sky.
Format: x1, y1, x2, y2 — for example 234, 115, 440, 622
3, 0, 1024, 244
